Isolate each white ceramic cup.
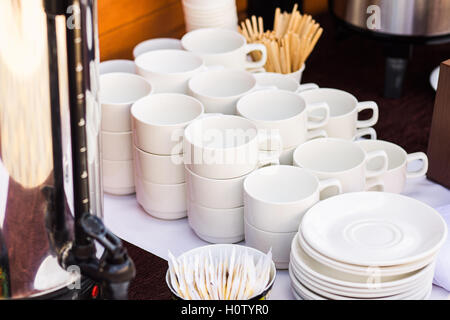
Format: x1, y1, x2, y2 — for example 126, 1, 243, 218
356, 140, 429, 194
99, 59, 136, 75
244, 165, 342, 233
293, 138, 388, 193
279, 144, 298, 165
131, 93, 204, 155
185, 165, 249, 209
133, 38, 183, 59
287, 63, 306, 83
237, 89, 330, 149
181, 28, 267, 70
188, 69, 270, 114
244, 218, 296, 270
102, 159, 135, 195
101, 131, 133, 161
134, 147, 185, 184
184, 115, 283, 179
135, 178, 187, 220
135, 49, 214, 94
298, 88, 379, 140
254, 72, 318, 93
187, 201, 244, 244
100, 72, 153, 132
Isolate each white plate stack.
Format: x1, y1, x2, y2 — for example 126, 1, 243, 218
182, 0, 238, 32
289, 192, 448, 300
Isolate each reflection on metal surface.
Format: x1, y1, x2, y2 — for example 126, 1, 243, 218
331, 0, 450, 37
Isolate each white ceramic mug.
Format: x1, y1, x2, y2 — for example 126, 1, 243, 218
244, 218, 296, 270
243, 165, 342, 233
135, 49, 214, 94
181, 28, 267, 70
102, 159, 135, 195
131, 93, 204, 155
293, 138, 388, 193
99, 59, 136, 75
185, 165, 249, 209
298, 88, 379, 140
254, 72, 318, 93
187, 201, 244, 244
184, 115, 283, 179
135, 178, 187, 220
134, 147, 185, 184
101, 131, 133, 161
133, 38, 183, 59
188, 69, 270, 114
356, 140, 429, 194
100, 72, 153, 132
236, 89, 330, 149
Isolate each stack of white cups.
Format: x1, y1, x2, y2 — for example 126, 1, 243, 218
182, 0, 238, 32
184, 115, 283, 243
131, 93, 206, 220
99, 72, 153, 195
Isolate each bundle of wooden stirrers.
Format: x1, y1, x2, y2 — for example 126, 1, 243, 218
239, 4, 323, 74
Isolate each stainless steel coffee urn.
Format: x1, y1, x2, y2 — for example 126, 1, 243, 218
0, 0, 135, 299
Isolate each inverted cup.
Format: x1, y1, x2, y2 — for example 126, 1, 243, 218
131, 93, 204, 155
100, 72, 153, 132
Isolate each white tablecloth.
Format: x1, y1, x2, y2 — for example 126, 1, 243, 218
104, 163, 450, 300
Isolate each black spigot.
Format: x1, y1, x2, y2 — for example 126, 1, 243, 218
63, 214, 135, 300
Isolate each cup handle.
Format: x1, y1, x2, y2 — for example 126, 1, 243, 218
365, 150, 388, 179
244, 43, 267, 69
258, 130, 284, 154
353, 127, 377, 141
306, 102, 330, 130
406, 152, 428, 178
356, 101, 379, 128
295, 83, 319, 93
318, 178, 342, 199
306, 129, 328, 141
365, 177, 385, 191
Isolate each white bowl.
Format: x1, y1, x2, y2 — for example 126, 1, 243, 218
187, 201, 244, 244
100, 72, 153, 132
135, 177, 187, 220
134, 147, 185, 184
100, 59, 136, 75
301, 192, 448, 267
101, 131, 133, 161
133, 38, 183, 59
102, 159, 135, 195
244, 218, 296, 270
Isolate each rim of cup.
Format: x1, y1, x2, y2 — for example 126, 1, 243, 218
189, 69, 257, 99
131, 93, 204, 128
184, 114, 258, 151
99, 72, 153, 105
244, 165, 321, 206
293, 138, 368, 174
185, 163, 250, 181
133, 38, 183, 59
237, 89, 307, 123
356, 139, 408, 172
298, 88, 360, 119
99, 59, 136, 75
135, 49, 204, 76
182, 28, 247, 55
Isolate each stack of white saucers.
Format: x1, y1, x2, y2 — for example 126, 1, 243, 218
182, 0, 238, 32
289, 192, 448, 300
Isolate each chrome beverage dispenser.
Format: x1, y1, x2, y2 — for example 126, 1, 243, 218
0, 0, 134, 299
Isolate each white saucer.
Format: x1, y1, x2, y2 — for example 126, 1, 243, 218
301, 192, 447, 266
